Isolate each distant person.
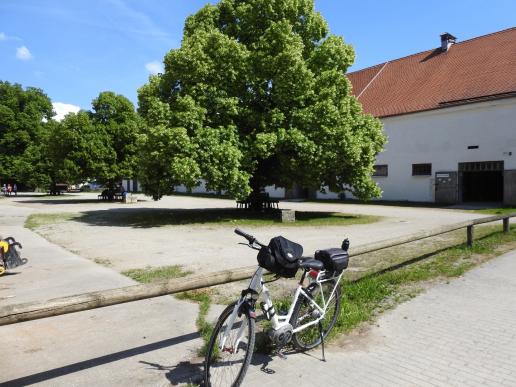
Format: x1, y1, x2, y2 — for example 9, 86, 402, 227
1, 184, 5, 196
7, 184, 12, 196
13, 184, 17, 196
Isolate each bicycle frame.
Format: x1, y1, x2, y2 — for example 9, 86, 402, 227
218, 266, 344, 352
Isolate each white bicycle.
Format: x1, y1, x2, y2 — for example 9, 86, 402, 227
204, 228, 350, 386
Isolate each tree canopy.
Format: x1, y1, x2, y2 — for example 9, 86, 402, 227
138, 0, 385, 200
0, 81, 141, 189
0, 81, 54, 188
90, 91, 141, 184
46, 91, 141, 187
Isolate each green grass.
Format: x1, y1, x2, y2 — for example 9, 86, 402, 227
122, 265, 192, 283
472, 207, 516, 216
25, 209, 379, 229
84, 209, 378, 228
176, 290, 214, 356
330, 225, 516, 340
24, 212, 79, 230
122, 264, 213, 356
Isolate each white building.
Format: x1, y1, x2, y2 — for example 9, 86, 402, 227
330, 28, 516, 205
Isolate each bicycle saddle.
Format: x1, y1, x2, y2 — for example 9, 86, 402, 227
298, 259, 324, 271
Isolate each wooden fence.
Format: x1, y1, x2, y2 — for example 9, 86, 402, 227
1, 212, 514, 326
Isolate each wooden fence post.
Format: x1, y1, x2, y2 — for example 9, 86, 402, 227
467, 225, 474, 247
503, 218, 510, 233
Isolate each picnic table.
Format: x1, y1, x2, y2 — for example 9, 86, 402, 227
237, 192, 279, 210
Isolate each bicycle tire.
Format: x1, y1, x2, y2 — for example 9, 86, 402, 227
204, 301, 255, 387
290, 279, 341, 351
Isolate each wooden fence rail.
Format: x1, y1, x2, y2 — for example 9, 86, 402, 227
1, 212, 515, 326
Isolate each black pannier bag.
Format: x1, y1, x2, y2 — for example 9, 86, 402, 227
257, 236, 303, 278
314, 248, 349, 276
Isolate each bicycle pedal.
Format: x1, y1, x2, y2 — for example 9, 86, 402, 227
276, 349, 287, 360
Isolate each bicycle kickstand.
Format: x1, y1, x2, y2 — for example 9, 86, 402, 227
318, 321, 326, 362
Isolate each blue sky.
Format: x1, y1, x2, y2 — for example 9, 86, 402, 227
1, 0, 514, 117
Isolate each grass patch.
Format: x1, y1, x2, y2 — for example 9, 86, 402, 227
74, 208, 379, 228
176, 289, 214, 356
472, 207, 516, 216
122, 265, 192, 283
25, 209, 379, 229
331, 224, 516, 340
24, 212, 79, 230
121, 265, 213, 356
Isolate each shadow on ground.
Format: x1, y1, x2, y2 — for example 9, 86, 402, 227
140, 359, 205, 386
66, 208, 363, 229
17, 198, 103, 205
2, 331, 200, 386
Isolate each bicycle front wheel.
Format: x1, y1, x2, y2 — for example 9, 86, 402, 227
204, 302, 255, 387
291, 279, 341, 351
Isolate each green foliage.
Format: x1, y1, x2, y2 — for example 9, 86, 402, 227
91, 91, 141, 184
0, 81, 54, 188
45, 91, 141, 187
47, 111, 114, 184
122, 265, 191, 283
138, 0, 385, 200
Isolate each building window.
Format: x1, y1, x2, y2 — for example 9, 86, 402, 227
412, 163, 432, 176
373, 164, 388, 177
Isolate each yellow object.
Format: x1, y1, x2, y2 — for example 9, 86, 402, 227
0, 265, 4, 276
0, 240, 8, 253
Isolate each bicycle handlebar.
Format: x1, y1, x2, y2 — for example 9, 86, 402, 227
234, 228, 255, 243
234, 228, 266, 248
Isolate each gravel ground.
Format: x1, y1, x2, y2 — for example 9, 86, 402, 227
8, 192, 487, 274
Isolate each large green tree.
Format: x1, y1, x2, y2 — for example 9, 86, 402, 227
90, 91, 141, 185
46, 92, 140, 187
138, 0, 385, 201
0, 81, 54, 188
46, 111, 114, 185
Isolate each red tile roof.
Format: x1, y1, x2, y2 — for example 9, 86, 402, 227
347, 27, 516, 118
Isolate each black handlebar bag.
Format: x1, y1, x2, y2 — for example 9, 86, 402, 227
257, 236, 303, 278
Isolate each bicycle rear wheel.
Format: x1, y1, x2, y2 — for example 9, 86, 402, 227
291, 279, 341, 350
204, 302, 255, 387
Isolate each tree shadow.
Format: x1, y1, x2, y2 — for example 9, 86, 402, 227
69, 208, 359, 229
16, 198, 103, 205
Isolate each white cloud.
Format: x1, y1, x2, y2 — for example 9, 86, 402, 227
145, 61, 163, 75
52, 102, 81, 121
0, 32, 21, 41
16, 46, 32, 60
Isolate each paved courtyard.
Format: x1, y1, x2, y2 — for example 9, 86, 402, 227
243, 249, 516, 387
1, 194, 514, 386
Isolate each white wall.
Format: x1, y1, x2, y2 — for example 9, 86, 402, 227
371, 98, 516, 202
175, 181, 222, 195
264, 185, 285, 198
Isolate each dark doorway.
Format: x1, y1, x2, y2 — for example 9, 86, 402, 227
459, 161, 504, 203
461, 171, 504, 202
